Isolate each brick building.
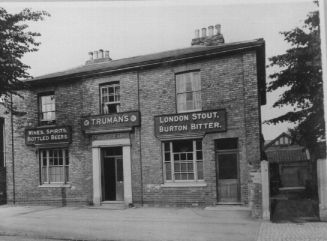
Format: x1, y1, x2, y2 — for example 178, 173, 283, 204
2, 25, 266, 217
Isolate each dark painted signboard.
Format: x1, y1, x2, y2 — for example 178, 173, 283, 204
25, 126, 72, 146
81, 111, 140, 133
154, 109, 227, 137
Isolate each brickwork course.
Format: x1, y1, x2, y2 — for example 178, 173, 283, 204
2, 28, 267, 217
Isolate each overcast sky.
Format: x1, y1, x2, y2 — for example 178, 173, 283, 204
1, 0, 317, 140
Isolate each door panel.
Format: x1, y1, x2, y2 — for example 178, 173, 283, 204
217, 152, 240, 202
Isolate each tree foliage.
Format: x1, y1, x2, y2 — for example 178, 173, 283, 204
267, 2, 324, 153
0, 7, 49, 106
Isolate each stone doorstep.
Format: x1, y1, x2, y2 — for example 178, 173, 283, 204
204, 204, 250, 211
88, 201, 127, 210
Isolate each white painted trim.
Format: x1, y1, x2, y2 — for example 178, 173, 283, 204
123, 145, 132, 205
38, 184, 71, 188
92, 138, 132, 206
92, 138, 130, 147
161, 182, 207, 187
92, 147, 101, 206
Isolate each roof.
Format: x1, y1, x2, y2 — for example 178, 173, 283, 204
265, 148, 309, 163
264, 132, 309, 163
26, 38, 266, 104
264, 132, 295, 149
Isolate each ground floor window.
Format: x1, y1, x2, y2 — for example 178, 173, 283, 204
40, 149, 69, 184
163, 139, 203, 182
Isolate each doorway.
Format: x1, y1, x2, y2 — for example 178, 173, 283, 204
101, 147, 124, 201
215, 138, 240, 203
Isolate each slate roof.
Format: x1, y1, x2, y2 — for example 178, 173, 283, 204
27, 39, 264, 79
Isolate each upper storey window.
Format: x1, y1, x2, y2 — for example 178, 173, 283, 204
100, 82, 120, 114
176, 71, 201, 113
39, 93, 55, 125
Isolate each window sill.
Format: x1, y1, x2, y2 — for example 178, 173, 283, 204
161, 182, 207, 188
38, 183, 71, 188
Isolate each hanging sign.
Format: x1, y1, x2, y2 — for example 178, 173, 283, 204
25, 126, 72, 145
81, 111, 140, 133
154, 109, 227, 137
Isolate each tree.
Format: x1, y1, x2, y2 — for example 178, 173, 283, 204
0, 7, 50, 108
266, 1, 324, 154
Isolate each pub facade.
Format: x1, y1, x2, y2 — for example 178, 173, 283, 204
3, 25, 266, 217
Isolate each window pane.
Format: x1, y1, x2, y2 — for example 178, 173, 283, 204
164, 153, 170, 161
191, 72, 201, 91
100, 83, 120, 114
41, 149, 69, 184
164, 142, 170, 151
173, 140, 193, 152
196, 140, 202, 150
165, 163, 171, 180
197, 161, 203, 180
218, 153, 238, 179
216, 138, 238, 150
196, 151, 202, 160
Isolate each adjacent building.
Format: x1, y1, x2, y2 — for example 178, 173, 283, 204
1, 25, 266, 217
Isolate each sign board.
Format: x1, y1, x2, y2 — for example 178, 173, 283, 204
25, 126, 72, 146
81, 111, 140, 133
154, 109, 227, 137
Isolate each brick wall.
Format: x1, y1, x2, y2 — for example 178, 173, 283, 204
4, 50, 263, 216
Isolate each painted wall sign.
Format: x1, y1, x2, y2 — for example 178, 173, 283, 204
154, 109, 227, 137
81, 111, 140, 133
25, 126, 72, 146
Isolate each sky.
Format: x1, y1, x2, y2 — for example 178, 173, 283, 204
1, 0, 318, 140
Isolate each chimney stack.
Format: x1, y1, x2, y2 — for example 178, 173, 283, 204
99, 49, 104, 59
86, 49, 112, 65
93, 51, 99, 59
105, 50, 110, 58
191, 24, 225, 46
195, 29, 200, 39
201, 28, 207, 38
215, 24, 221, 35
88, 52, 93, 61
208, 26, 214, 37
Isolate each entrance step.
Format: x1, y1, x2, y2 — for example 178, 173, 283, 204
90, 202, 127, 210
205, 205, 250, 211
204, 204, 251, 219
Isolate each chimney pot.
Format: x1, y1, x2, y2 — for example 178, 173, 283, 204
94, 51, 98, 59
105, 50, 110, 58
201, 28, 207, 38
88, 51, 93, 60
215, 24, 221, 35
99, 49, 104, 59
195, 29, 200, 38
208, 26, 214, 37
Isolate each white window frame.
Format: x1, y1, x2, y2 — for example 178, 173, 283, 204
40, 149, 69, 184
39, 93, 56, 125
100, 82, 120, 114
163, 139, 203, 182
176, 71, 201, 113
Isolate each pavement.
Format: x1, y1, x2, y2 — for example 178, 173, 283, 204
257, 222, 327, 241
0, 205, 260, 241
0, 205, 326, 241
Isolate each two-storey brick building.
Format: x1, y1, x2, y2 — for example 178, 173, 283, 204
2, 25, 266, 217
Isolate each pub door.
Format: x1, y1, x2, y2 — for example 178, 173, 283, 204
216, 151, 240, 202
215, 138, 240, 203
101, 147, 124, 201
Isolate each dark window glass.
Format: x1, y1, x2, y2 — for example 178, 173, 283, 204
218, 153, 238, 179
216, 138, 238, 150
